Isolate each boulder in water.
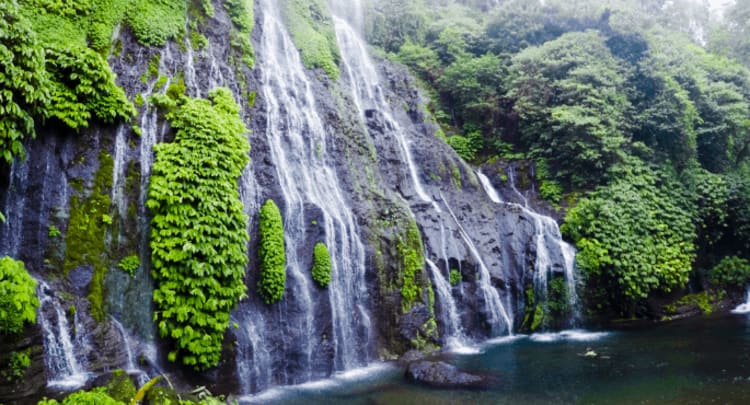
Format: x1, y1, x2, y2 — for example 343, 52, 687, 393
405, 360, 487, 389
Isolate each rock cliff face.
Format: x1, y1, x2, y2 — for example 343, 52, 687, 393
0, 1, 576, 402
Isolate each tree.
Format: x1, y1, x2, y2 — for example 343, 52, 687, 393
510, 30, 630, 187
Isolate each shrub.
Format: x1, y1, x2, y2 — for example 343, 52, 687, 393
148, 88, 250, 370
312, 242, 331, 287
0, 257, 39, 334
258, 199, 286, 304
709, 256, 750, 289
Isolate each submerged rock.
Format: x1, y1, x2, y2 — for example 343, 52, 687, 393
405, 360, 487, 389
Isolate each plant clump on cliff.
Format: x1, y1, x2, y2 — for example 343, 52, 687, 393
147, 87, 250, 370
257, 199, 286, 304
312, 242, 332, 287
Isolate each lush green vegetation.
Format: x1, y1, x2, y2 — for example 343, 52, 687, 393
117, 254, 140, 276
257, 199, 286, 304
312, 242, 332, 288
2, 1, 135, 164
371, 0, 750, 316
397, 220, 428, 313
147, 88, 250, 370
0, 1, 50, 163
709, 256, 750, 290
2, 349, 31, 382
64, 152, 114, 322
282, 0, 341, 78
0, 257, 39, 334
225, 0, 256, 68
449, 269, 461, 286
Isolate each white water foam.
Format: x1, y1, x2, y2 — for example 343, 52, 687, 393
732, 291, 750, 314
530, 329, 611, 343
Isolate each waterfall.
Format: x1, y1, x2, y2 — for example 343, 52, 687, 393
507, 166, 529, 207
477, 170, 581, 325
441, 195, 513, 334
333, 15, 431, 203
110, 317, 150, 386
333, 1, 515, 337
234, 0, 372, 391
425, 259, 465, 345
37, 281, 89, 389
732, 291, 750, 314
0, 158, 29, 258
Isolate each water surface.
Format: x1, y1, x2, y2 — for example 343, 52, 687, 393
240, 313, 750, 404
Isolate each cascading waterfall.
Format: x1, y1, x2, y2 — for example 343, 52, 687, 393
425, 259, 464, 345
234, 0, 371, 391
441, 194, 514, 334
476, 171, 580, 323
110, 317, 150, 386
332, 13, 431, 203
37, 281, 89, 389
333, 0, 514, 337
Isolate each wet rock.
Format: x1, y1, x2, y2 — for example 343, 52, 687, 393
405, 360, 487, 389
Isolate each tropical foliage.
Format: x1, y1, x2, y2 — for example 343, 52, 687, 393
257, 199, 286, 304
148, 88, 250, 370
0, 257, 39, 334
312, 242, 332, 288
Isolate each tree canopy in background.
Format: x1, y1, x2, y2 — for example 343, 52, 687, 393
369, 0, 750, 314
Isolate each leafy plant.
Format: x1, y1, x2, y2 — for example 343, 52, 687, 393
449, 269, 461, 286
148, 88, 250, 370
48, 225, 61, 238
0, 257, 39, 334
312, 242, 331, 288
117, 255, 140, 277
38, 387, 124, 405
397, 221, 427, 313
562, 163, 696, 312
709, 256, 750, 289
0, 1, 50, 163
2, 349, 31, 382
258, 199, 286, 304
44, 44, 135, 129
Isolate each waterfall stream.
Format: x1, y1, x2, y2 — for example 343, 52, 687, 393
234, 0, 372, 391
476, 171, 580, 322
37, 281, 89, 389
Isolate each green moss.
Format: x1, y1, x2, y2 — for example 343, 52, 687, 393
225, 0, 255, 68
190, 30, 208, 50
530, 306, 544, 331
64, 152, 114, 321
126, 0, 187, 47
397, 220, 427, 313
281, 0, 340, 78
451, 165, 462, 189
311, 242, 332, 288
258, 199, 286, 304
104, 369, 136, 403
48, 224, 61, 238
